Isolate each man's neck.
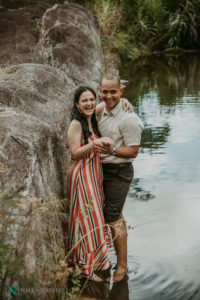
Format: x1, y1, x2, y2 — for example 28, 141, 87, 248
105, 105, 111, 112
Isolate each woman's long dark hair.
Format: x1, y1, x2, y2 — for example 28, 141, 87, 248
71, 86, 101, 144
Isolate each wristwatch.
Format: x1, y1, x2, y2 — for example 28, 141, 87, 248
111, 147, 116, 156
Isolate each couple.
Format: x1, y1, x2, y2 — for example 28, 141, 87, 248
67, 74, 143, 283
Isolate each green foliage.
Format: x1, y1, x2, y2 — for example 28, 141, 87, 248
86, 0, 122, 36
121, 0, 200, 52
76, 0, 200, 61
166, 0, 200, 49
85, 0, 127, 67
66, 268, 82, 299
83, 0, 142, 66
117, 0, 167, 50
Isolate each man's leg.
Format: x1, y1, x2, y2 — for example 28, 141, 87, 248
109, 216, 128, 281
102, 164, 134, 282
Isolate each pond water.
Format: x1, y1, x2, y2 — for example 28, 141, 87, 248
122, 53, 200, 300
80, 53, 200, 300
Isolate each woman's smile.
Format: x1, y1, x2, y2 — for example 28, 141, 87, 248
77, 90, 96, 117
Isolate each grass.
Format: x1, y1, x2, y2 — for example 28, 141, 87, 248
85, 0, 133, 70
0, 162, 77, 299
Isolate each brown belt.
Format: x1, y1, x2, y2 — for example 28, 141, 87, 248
102, 162, 132, 168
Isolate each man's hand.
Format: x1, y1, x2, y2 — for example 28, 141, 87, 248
94, 137, 114, 154
122, 98, 134, 113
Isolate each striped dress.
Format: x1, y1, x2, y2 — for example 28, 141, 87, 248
67, 135, 111, 277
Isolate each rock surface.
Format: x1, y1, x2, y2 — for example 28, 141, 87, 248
0, 6, 39, 64
1, 0, 64, 9
0, 63, 74, 199
0, 1, 65, 64
0, 2, 103, 297
35, 2, 103, 89
0, 64, 75, 295
0, 2, 103, 89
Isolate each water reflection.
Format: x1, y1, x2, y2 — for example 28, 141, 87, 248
122, 53, 200, 107
120, 53, 200, 300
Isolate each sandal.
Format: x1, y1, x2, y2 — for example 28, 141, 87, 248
106, 267, 128, 283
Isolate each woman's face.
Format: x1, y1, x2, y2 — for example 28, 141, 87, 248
76, 90, 96, 118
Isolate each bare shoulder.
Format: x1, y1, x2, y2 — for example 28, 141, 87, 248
68, 119, 82, 134
70, 119, 82, 128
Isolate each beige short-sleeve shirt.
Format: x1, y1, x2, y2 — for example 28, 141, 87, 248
97, 100, 144, 164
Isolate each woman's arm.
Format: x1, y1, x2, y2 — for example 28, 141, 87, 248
67, 120, 94, 160
95, 102, 105, 116
95, 99, 133, 116
121, 98, 134, 112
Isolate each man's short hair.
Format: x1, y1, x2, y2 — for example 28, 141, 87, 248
101, 73, 121, 87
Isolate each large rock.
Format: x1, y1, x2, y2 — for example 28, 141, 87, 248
0, 1, 63, 64
0, 64, 74, 199
35, 3, 103, 89
0, 0, 64, 9
0, 3, 103, 297
0, 7, 39, 64
0, 2, 103, 88
0, 64, 75, 296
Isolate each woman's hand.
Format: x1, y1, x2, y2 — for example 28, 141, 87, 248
94, 137, 115, 154
122, 98, 134, 112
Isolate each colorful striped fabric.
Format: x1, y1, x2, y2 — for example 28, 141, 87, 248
67, 135, 111, 277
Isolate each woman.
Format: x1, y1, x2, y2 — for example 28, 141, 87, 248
67, 86, 113, 282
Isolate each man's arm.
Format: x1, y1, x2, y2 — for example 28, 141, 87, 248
113, 114, 143, 158
95, 114, 143, 157
113, 145, 139, 158
96, 144, 139, 158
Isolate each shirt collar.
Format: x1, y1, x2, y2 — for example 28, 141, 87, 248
103, 100, 122, 116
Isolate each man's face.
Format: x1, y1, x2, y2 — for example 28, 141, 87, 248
99, 78, 124, 111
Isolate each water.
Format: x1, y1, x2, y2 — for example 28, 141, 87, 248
80, 53, 200, 300
123, 53, 200, 300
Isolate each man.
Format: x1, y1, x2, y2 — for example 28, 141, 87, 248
95, 73, 144, 282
